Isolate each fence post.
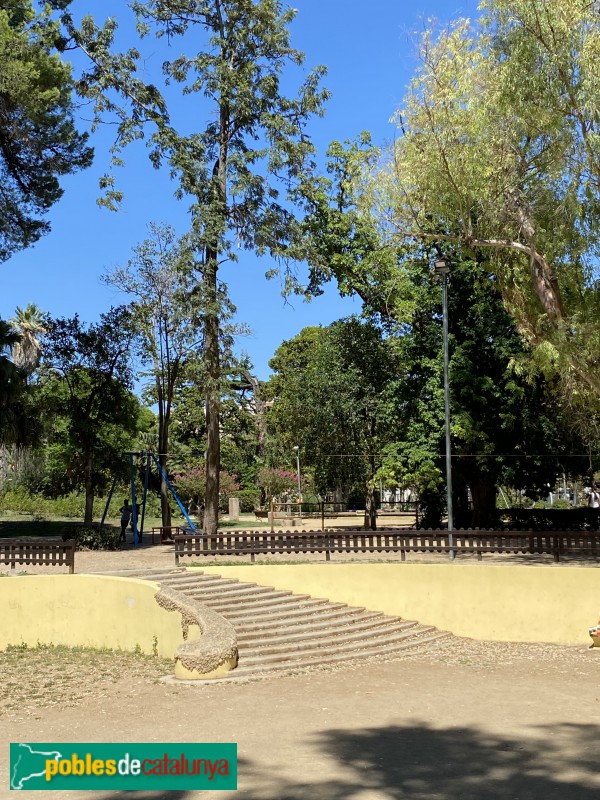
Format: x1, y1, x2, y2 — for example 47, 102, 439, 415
270, 497, 274, 534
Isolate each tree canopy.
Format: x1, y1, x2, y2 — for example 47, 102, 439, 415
54, 0, 329, 535
377, 0, 600, 401
265, 318, 397, 501
40, 307, 141, 523
0, 0, 92, 260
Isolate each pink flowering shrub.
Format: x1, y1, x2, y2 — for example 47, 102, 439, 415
174, 466, 240, 511
258, 467, 305, 500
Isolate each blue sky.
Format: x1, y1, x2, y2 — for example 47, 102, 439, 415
1, 0, 479, 379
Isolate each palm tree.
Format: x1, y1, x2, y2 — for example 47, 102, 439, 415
9, 303, 45, 378
0, 320, 24, 444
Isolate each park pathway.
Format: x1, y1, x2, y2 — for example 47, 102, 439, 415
99, 566, 451, 680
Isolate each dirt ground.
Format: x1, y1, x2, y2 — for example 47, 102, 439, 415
3, 547, 600, 799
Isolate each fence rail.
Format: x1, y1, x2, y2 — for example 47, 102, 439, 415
174, 528, 600, 564
0, 538, 76, 572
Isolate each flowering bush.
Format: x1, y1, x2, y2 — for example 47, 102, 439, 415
258, 468, 305, 501
174, 466, 239, 512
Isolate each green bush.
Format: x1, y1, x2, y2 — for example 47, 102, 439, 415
232, 487, 261, 512
532, 499, 571, 510
65, 525, 120, 551
0, 488, 86, 518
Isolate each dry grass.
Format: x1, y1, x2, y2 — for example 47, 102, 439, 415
0, 643, 172, 719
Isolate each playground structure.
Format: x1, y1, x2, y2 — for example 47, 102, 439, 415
99, 452, 195, 545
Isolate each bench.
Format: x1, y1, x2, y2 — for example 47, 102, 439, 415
0, 539, 76, 573
150, 526, 185, 544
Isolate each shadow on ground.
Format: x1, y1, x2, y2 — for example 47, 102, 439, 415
238, 721, 600, 799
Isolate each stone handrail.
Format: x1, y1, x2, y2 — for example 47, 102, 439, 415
155, 586, 238, 680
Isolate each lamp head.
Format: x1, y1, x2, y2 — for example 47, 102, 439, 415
433, 256, 450, 276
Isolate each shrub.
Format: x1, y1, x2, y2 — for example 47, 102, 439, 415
0, 488, 86, 518
65, 525, 120, 551
258, 468, 305, 501
232, 487, 261, 512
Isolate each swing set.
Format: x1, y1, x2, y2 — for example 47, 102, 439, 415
100, 452, 196, 546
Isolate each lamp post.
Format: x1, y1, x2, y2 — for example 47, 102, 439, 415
433, 256, 455, 560
293, 445, 302, 517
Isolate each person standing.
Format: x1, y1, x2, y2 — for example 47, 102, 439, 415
119, 499, 132, 542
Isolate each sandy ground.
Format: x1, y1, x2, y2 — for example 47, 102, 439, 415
2, 643, 600, 800
3, 545, 600, 799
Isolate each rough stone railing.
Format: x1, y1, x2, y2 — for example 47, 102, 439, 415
155, 586, 238, 680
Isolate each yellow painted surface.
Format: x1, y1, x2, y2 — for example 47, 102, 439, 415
0, 575, 199, 656
200, 563, 599, 644
175, 655, 238, 681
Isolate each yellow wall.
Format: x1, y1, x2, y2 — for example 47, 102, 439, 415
200, 563, 599, 644
0, 575, 199, 656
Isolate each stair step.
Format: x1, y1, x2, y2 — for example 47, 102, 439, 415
240, 626, 439, 666
217, 597, 332, 619
237, 617, 415, 647
226, 603, 360, 628
230, 632, 451, 677
164, 575, 240, 589
187, 588, 292, 605
238, 621, 418, 656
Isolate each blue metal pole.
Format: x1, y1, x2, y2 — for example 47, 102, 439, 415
140, 453, 151, 538
129, 452, 138, 547
151, 454, 196, 531
100, 475, 118, 529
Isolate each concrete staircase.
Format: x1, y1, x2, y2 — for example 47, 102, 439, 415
101, 567, 451, 680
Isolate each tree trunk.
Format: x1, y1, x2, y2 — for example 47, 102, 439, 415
158, 409, 172, 529
470, 476, 497, 528
244, 371, 267, 459
364, 483, 377, 530
203, 255, 220, 537
159, 456, 172, 529
84, 448, 94, 524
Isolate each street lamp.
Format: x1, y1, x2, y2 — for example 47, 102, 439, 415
293, 445, 302, 516
433, 256, 455, 560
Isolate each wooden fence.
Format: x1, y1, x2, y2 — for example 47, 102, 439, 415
0, 539, 76, 572
174, 528, 600, 564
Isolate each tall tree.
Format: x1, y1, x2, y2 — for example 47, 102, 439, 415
0, 0, 92, 260
0, 319, 25, 443
41, 308, 139, 523
55, 0, 329, 535
265, 319, 396, 504
105, 223, 204, 528
378, 0, 600, 400
300, 141, 581, 525
378, 255, 577, 527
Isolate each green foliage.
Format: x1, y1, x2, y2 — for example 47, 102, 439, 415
0, 1, 92, 259
174, 465, 239, 513
265, 318, 398, 499
55, 0, 330, 535
0, 487, 84, 517
66, 524, 119, 551
377, 256, 579, 526
257, 468, 301, 501
381, 0, 600, 402
38, 308, 142, 522
231, 486, 261, 513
